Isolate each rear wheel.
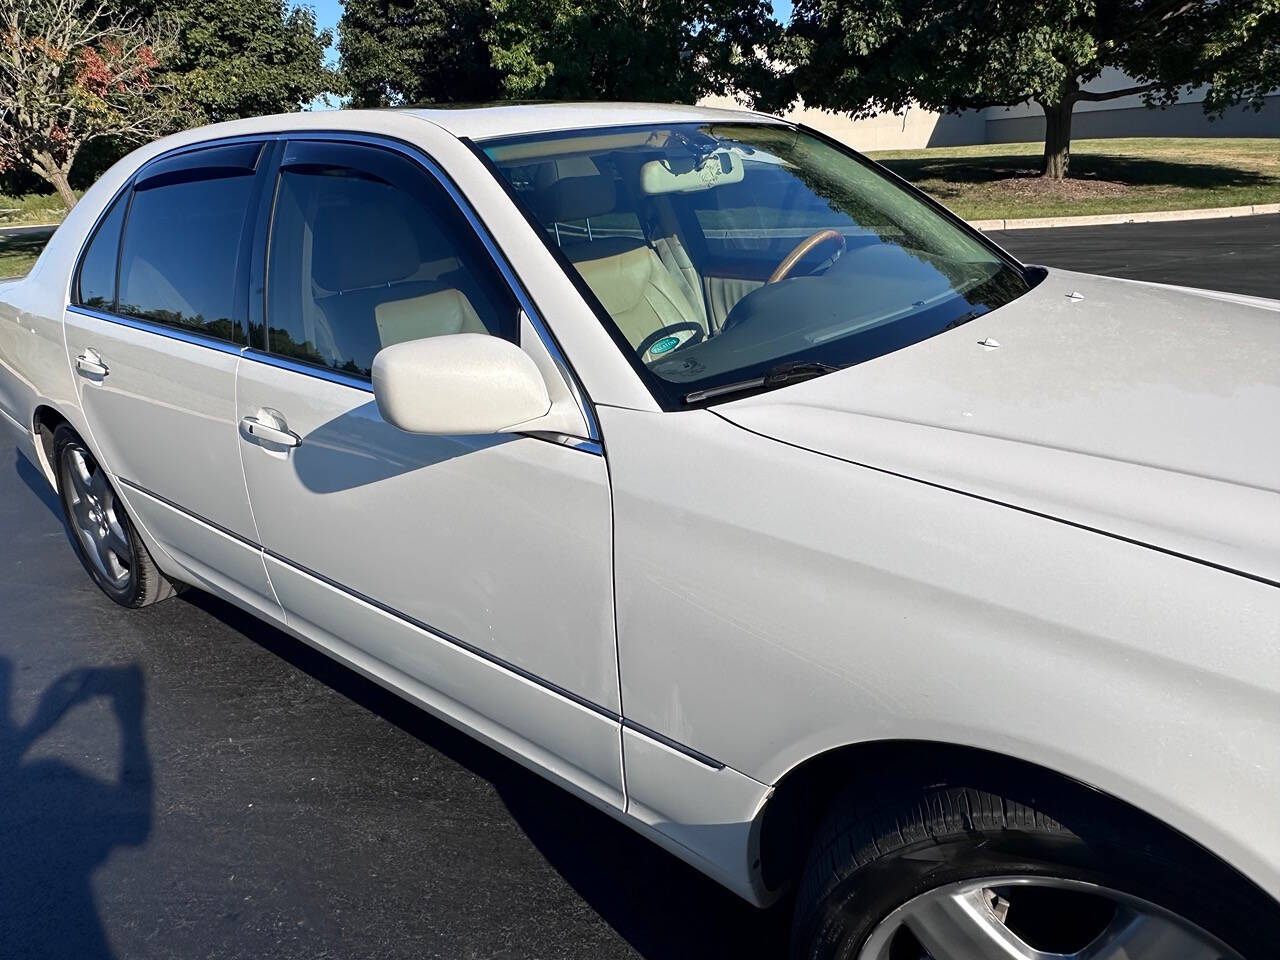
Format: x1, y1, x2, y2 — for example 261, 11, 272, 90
791, 773, 1272, 960
54, 425, 177, 607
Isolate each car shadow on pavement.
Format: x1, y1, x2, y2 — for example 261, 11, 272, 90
182, 589, 792, 959
15, 448, 62, 517
0, 657, 153, 959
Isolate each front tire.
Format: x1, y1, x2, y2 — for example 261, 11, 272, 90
54, 425, 177, 608
791, 770, 1274, 959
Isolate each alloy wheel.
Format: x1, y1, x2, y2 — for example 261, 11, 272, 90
857, 875, 1242, 960
61, 446, 132, 589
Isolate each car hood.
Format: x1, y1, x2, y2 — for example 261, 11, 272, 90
717, 267, 1280, 584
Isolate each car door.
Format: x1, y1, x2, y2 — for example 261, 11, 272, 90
63, 140, 280, 618
235, 137, 623, 807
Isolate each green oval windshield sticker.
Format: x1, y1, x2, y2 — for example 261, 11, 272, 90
649, 335, 681, 356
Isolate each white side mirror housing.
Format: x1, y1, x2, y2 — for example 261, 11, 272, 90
372, 334, 552, 435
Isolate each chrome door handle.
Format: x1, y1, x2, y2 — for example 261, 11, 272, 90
75, 350, 108, 378
241, 415, 301, 448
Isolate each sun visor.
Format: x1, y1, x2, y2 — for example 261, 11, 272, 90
639, 152, 744, 194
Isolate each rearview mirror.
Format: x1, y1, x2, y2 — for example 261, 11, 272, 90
372, 334, 551, 435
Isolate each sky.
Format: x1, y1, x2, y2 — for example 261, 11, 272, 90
299, 0, 794, 76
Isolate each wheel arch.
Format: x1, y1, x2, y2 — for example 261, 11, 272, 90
755, 738, 1275, 909
31, 403, 75, 487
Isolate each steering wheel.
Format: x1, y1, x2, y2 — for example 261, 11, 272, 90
637, 322, 705, 363
767, 229, 847, 284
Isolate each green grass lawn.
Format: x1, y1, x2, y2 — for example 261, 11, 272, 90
0, 232, 52, 279
0, 192, 69, 228
1, 137, 1276, 278
868, 137, 1280, 221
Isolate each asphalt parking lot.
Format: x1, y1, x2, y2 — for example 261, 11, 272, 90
0, 213, 1276, 959
0, 453, 783, 959
989, 213, 1280, 299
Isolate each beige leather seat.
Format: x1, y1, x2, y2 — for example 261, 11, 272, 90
536, 170, 707, 360
375, 287, 487, 348
307, 197, 492, 373
567, 238, 706, 356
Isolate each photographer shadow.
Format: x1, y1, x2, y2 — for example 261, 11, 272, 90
0, 657, 152, 959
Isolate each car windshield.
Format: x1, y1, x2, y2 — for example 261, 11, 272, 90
482, 122, 1033, 405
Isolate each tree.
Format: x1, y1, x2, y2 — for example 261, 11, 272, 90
483, 0, 778, 103
338, 0, 778, 107
339, 0, 501, 107
784, 0, 1280, 179
130, 0, 337, 123
0, 0, 179, 209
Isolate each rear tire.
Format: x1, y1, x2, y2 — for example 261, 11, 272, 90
791, 768, 1275, 959
54, 425, 178, 608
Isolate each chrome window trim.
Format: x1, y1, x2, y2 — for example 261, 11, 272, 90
70, 132, 280, 342
550, 435, 605, 456
68, 305, 601, 455
242, 347, 374, 393
71, 181, 131, 309
66, 304, 245, 357
65, 129, 604, 453
70, 179, 133, 311
265, 131, 602, 444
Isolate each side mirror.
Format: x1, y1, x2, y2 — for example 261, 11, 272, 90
371, 334, 551, 435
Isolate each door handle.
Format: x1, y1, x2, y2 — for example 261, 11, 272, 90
241, 415, 302, 448
75, 349, 108, 378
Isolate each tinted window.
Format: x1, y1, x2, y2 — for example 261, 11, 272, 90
265, 144, 517, 379
118, 152, 259, 343
690, 162, 854, 258
76, 191, 127, 309
485, 124, 1029, 407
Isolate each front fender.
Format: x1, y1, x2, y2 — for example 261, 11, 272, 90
602, 405, 1280, 903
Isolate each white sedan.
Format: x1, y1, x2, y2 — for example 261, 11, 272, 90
2, 103, 1278, 960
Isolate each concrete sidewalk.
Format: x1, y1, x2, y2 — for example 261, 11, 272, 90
971, 202, 1280, 232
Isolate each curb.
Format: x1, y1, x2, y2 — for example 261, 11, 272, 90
971, 202, 1280, 232
0, 222, 61, 232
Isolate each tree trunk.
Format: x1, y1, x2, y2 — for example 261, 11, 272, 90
46, 168, 78, 211
1040, 97, 1075, 180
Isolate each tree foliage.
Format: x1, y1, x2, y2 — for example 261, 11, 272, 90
784, 0, 1280, 179
129, 0, 337, 123
339, 0, 499, 107
484, 0, 779, 103
339, 0, 778, 106
0, 0, 179, 209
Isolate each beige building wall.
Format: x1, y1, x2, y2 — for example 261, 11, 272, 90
701, 69, 1278, 150
699, 95, 985, 150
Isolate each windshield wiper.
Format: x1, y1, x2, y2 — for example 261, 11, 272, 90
683, 361, 841, 404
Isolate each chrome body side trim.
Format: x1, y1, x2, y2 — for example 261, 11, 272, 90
66, 305, 246, 357
116, 474, 720, 768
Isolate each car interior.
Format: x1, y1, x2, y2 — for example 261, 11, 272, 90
485, 124, 1024, 399
266, 167, 515, 378
509, 143, 779, 364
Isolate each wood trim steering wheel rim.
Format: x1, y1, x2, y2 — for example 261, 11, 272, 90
767, 229, 847, 284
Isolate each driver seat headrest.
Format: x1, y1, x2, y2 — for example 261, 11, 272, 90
533, 158, 617, 222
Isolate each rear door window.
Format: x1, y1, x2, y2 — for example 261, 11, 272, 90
75, 191, 128, 309
264, 140, 518, 379
117, 142, 263, 344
